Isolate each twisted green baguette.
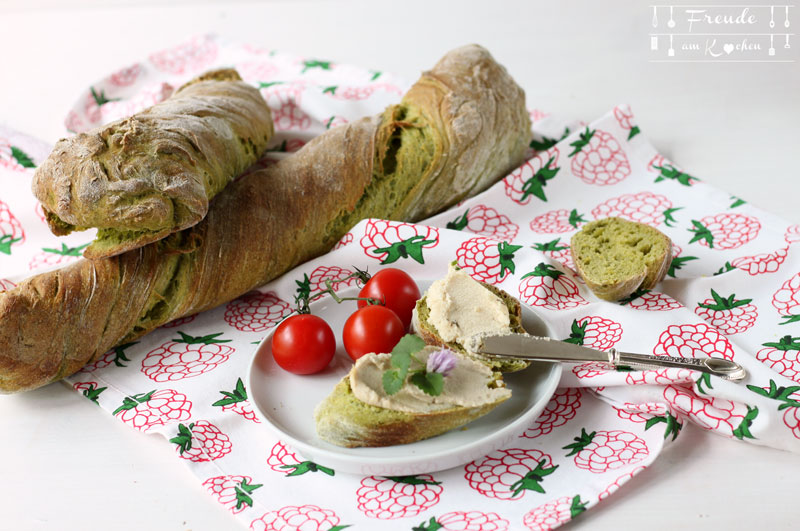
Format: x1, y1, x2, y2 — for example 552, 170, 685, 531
32, 68, 274, 259
0, 44, 530, 393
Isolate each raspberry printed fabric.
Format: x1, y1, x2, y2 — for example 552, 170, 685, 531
2, 34, 800, 530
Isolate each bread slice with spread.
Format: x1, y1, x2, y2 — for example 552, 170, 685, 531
412, 264, 529, 373
314, 345, 510, 447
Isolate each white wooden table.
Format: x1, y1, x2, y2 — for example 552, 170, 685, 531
1, 1, 799, 529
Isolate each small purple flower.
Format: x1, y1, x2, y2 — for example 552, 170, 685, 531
427, 348, 457, 377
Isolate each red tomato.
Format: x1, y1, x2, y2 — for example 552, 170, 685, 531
343, 305, 405, 361
271, 314, 335, 374
357, 268, 420, 329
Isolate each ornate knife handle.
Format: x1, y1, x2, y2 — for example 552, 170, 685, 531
608, 349, 747, 381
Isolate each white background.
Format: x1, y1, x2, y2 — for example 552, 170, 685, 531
0, 1, 799, 530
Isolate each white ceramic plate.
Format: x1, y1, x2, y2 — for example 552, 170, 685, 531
247, 280, 561, 476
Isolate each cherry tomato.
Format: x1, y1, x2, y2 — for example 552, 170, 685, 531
343, 305, 405, 361
271, 314, 335, 374
357, 268, 420, 330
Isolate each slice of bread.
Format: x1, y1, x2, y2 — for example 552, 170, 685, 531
314, 366, 510, 448
412, 281, 529, 373
570, 217, 672, 301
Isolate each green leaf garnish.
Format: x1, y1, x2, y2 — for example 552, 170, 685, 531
382, 334, 426, 395
410, 371, 444, 396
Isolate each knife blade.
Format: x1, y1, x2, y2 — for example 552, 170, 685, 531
474, 333, 747, 381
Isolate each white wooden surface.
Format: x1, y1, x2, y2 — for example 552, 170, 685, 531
1, 1, 799, 530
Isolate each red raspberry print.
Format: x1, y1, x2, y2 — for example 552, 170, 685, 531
663, 384, 757, 439
518, 263, 588, 310
250, 504, 345, 531
447, 204, 520, 241
109, 63, 142, 86
141, 332, 235, 382
28, 242, 88, 271
433, 511, 510, 531
613, 104, 640, 140
307, 265, 358, 293
624, 367, 695, 386
259, 81, 312, 131
529, 208, 587, 234
568, 127, 631, 186
756, 336, 800, 384
325, 115, 348, 130
82, 87, 115, 125
647, 154, 697, 186
572, 361, 614, 380
503, 148, 560, 204
65, 110, 84, 134
356, 475, 442, 519
772, 273, 800, 324
235, 60, 279, 82
322, 83, 403, 100
563, 428, 649, 473
785, 224, 800, 245
731, 247, 789, 275
334, 231, 353, 248
300, 58, 334, 73
203, 475, 262, 515
0, 200, 24, 255
529, 109, 549, 123
591, 191, 677, 227
149, 35, 217, 74
266, 441, 334, 477
614, 403, 668, 423
597, 466, 646, 501
695, 289, 757, 335
563, 316, 623, 350
523, 388, 583, 439
170, 420, 232, 462
456, 237, 521, 285
749, 380, 800, 440
213, 378, 261, 424
81, 342, 136, 372
688, 213, 761, 250
653, 323, 735, 360
34, 203, 46, 223
113, 389, 192, 432
225, 291, 292, 332
161, 314, 197, 329
622, 290, 682, 311
0, 138, 35, 171
523, 495, 588, 531
667, 243, 699, 278
72, 381, 106, 404
361, 220, 439, 265
532, 239, 575, 272
97, 82, 174, 125
465, 448, 558, 500
0, 278, 16, 291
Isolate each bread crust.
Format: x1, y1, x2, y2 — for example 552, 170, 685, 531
32, 68, 274, 259
1, 45, 530, 393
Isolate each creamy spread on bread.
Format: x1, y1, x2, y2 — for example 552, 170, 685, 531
349, 346, 510, 413
425, 264, 511, 345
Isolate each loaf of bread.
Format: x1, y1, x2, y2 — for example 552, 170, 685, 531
570, 217, 672, 301
32, 68, 274, 259
0, 44, 530, 393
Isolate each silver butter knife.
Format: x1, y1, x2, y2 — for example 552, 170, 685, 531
474, 333, 747, 381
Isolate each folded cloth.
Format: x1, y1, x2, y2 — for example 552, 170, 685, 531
1, 34, 798, 531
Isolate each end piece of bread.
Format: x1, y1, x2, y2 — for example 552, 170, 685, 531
570, 217, 672, 301
314, 372, 509, 448
413, 282, 529, 373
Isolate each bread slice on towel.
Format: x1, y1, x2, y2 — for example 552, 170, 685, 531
314, 347, 511, 448
570, 217, 672, 301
